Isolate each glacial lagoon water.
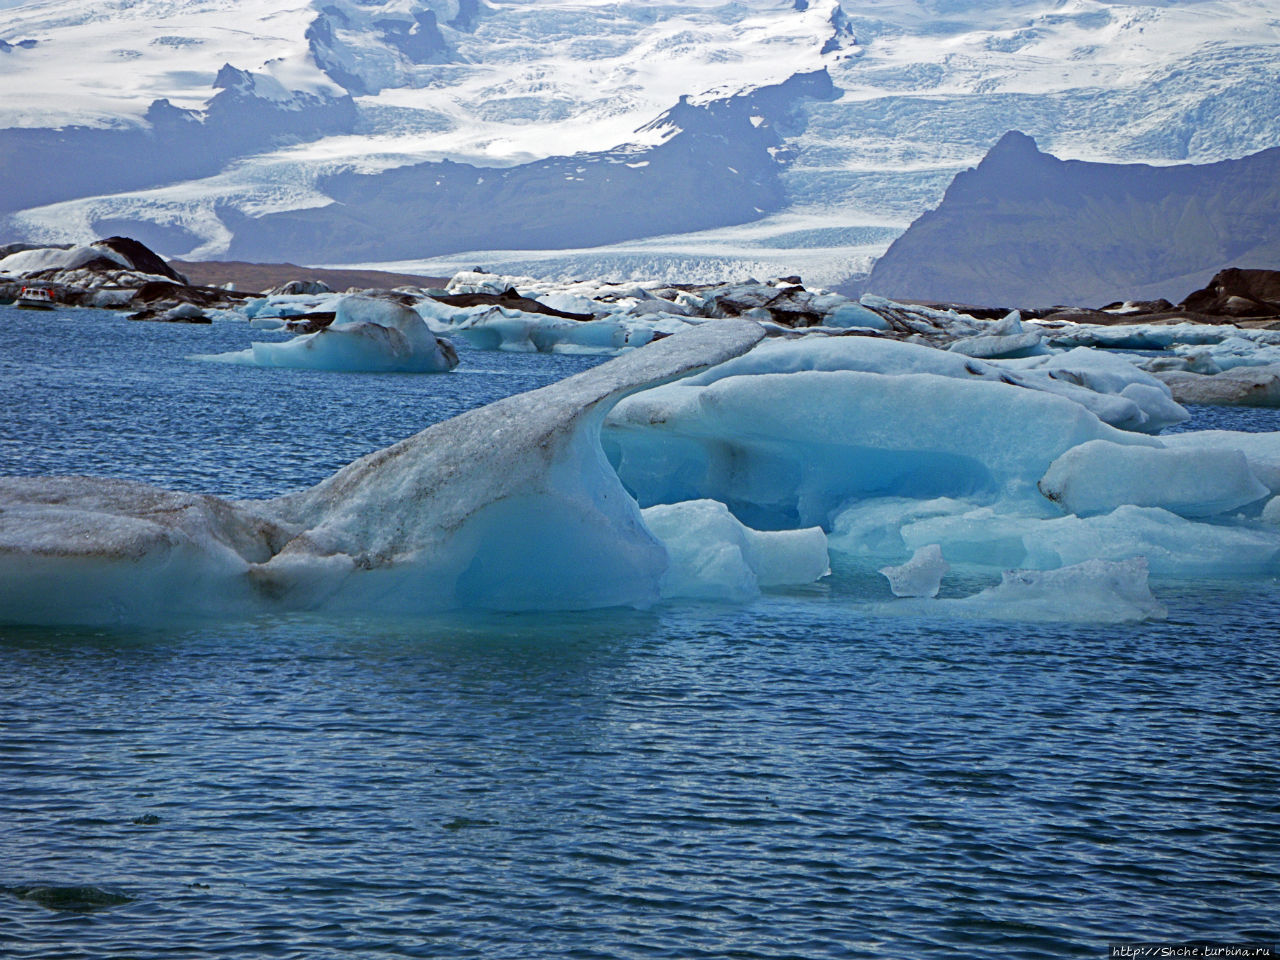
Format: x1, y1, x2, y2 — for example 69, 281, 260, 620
1, 306, 1278, 958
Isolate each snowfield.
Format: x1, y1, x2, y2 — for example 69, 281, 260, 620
2, 0, 1278, 284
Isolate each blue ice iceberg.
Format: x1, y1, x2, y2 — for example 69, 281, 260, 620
197, 295, 460, 373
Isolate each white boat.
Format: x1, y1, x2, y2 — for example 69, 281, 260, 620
16, 286, 56, 310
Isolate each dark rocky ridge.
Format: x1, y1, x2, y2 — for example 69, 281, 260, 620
172, 260, 447, 292
865, 131, 1280, 308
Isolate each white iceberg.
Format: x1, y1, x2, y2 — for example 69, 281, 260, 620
1039, 440, 1269, 518
884, 558, 1167, 624
879, 544, 949, 598
642, 499, 829, 602
197, 295, 460, 373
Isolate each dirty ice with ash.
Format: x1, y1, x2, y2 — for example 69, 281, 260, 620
2, 0, 1279, 288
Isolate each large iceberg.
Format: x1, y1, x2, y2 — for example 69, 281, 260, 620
198, 295, 460, 373
12, 299, 1280, 628
604, 337, 1170, 529
603, 334, 1280, 593
0, 321, 764, 626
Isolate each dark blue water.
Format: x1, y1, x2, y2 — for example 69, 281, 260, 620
2, 307, 1278, 959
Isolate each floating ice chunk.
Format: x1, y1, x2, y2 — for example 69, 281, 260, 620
642, 500, 828, 602
1044, 322, 1257, 351
826, 302, 889, 330
988, 311, 1023, 335
536, 292, 601, 317
197, 295, 459, 373
830, 497, 1280, 578
1160, 430, 1280, 494
1162, 336, 1280, 373
444, 271, 534, 296
1117, 383, 1188, 433
607, 365, 1159, 529
828, 497, 979, 559
995, 347, 1188, 433
668, 337, 1183, 434
879, 544, 948, 598
905, 504, 1280, 578
1039, 440, 1268, 518
0, 321, 766, 626
1006, 347, 1164, 396
948, 330, 1044, 359
446, 305, 646, 355
911, 559, 1167, 624
1155, 365, 1280, 408
238, 293, 341, 320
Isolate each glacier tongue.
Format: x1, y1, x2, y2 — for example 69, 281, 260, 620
0, 320, 764, 626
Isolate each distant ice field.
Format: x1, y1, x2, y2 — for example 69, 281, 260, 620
3, 0, 1279, 283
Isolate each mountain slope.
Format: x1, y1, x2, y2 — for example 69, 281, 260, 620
865, 132, 1280, 307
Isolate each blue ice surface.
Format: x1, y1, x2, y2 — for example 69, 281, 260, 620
1, 305, 1278, 958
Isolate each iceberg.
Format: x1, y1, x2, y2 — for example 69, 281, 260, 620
0, 243, 130, 276
605, 338, 1164, 529
0, 321, 765, 626
197, 295, 460, 373
830, 499, 1280, 579
1039, 440, 1269, 519
1155, 365, 1280, 408
443, 305, 654, 355
879, 544, 949, 598
883, 559, 1167, 624
642, 499, 829, 602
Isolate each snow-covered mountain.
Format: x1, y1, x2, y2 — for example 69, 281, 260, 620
2, 0, 1279, 288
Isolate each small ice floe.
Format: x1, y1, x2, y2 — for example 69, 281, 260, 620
879, 544, 948, 598
642, 499, 829, 602
1039, 440, 1269, 519
883, 558, 1168, 624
